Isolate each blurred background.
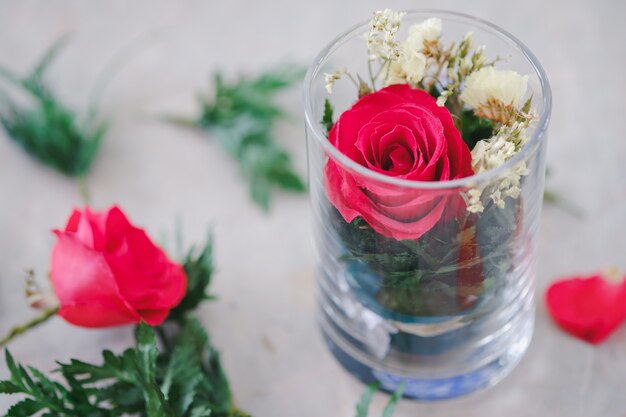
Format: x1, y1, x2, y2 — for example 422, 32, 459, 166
0, 1, 625, 416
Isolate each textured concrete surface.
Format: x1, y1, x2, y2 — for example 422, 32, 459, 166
0, 1, 625, 416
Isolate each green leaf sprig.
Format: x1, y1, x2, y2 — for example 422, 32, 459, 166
321, 98, 334, 136
169, 67, 306, 210
355, 382, 405, 417
0, 37, 107, 178
0, 236, 249, 417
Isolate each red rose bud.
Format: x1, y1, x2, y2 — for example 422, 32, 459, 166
50, 206, 187, 328
325, 84, 473, 241
546, 271, 626, 344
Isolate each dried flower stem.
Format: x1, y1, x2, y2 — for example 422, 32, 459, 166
424, 42, 455, 92
345, 72, 360, 88
0, 307, 58, 347
78, 176, 91, 205
373, 59, 391, 82
367, 60, 377, 90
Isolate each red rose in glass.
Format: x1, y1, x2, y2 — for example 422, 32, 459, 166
325, 84, 473, 240
50, 206, 187, 328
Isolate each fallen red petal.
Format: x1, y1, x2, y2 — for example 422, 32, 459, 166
545, 273, 626, 344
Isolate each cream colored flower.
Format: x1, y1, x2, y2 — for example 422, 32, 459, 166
460, 67, 529, 109
384, 49, 427, 86
383, 17, 441, 85
324, 68, 347, 94
397, 46, 427, 84
384, 60, 407, 86
407, 17, 442, 43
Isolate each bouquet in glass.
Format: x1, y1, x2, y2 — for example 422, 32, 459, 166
304, 9, 551, 400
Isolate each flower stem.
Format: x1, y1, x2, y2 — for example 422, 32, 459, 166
372, 59, 390, 82
0, 307, 59, 347
78, 176, 91, 205
344, 73, 360, 89
367, 59, 377, 90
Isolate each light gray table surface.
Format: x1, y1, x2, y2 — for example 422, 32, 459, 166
1, 1, 625, 416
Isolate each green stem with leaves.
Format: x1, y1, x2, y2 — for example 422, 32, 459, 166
166, 67, 306, 211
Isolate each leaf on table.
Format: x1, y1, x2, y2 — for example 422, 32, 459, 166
167, 319, 234, 416
381, 382, 404, 417
354, 382, 405, 417
355, 383, 379, 417
0, 36, 106, 178
172, 66, 306, 210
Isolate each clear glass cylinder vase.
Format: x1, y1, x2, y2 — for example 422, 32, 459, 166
303, 10, 551, 400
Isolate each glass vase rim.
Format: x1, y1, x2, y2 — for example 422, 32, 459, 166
303, 9, 552, 190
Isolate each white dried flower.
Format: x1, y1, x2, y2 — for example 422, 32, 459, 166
460, 67, 529, 109
471, 122, 528, 174
466, 189, 484, 213
436, 89, 452, 107
384, 49, 427, 86
365, 9, 406, 60
504, 184, 522, 199
407, 17, 442, 43
490, 189, 506, 208
384, 60, 407, 86
397, 46, 427, 84
324, 68, 347, 94
383, 17, 441, 86
466, 122, 531, 213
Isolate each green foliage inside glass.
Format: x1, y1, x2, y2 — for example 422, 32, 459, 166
321, 98, 334, 136
457, 108, 494, 151
330, 197, 516, 317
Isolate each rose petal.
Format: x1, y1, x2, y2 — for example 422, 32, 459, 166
326, 160, 447, 240
546, 273, 626, 344
370, 108, 434, 160
106, 227, 187, 314
386, 144, 413, 174
135, 308, 171, 326
64, 210, 82, 233
370, 190, 446, 222
51, 233, 139, 327
104, 206, 133, 252
324, 161, 362, 224
378, 127, 417, 173
351, 86, 416, 110
330, 106, 380, 164
58, 301, 141, 328
354, 122, 386, 168
58, 208, 104, 250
